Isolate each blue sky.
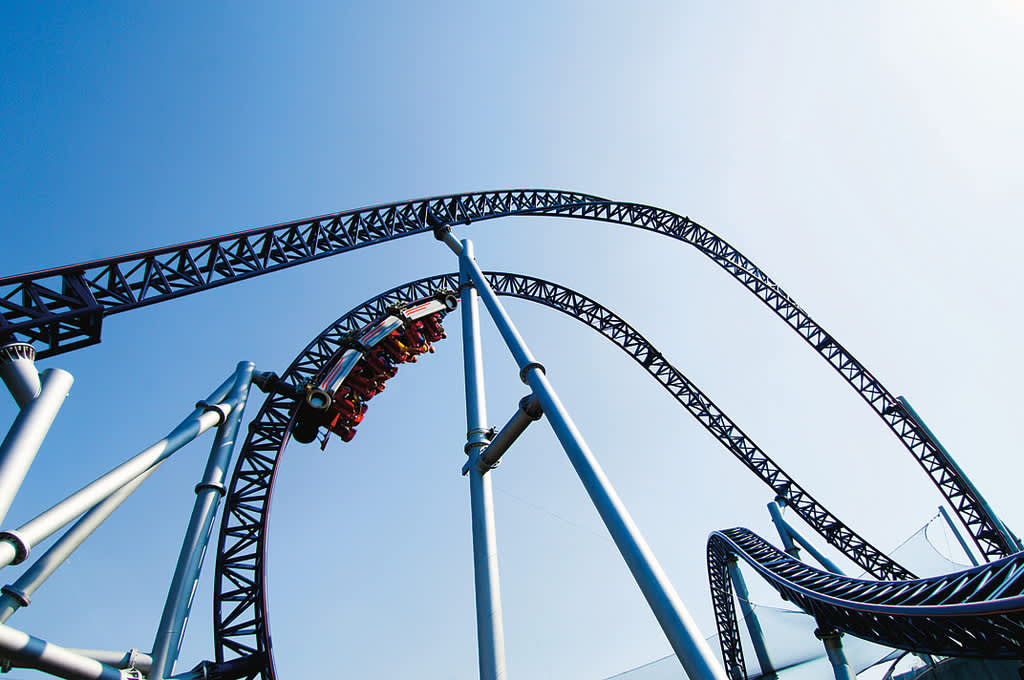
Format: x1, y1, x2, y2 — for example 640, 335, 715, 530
2, 2, 1024, 679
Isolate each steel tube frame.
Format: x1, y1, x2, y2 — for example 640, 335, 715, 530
9, 649, 154, 675
150, 361, 255, 680
0, 368, 74, 526
0, 374, 236, 570
463, 395, 542, 475
726, 557, 776, 680
0, 463, 163, 623
767, 501, 844, 574
0, 621, 129, 680
460, 240, 508, 680
477, 396, 542, 472
445, 233, 727, 680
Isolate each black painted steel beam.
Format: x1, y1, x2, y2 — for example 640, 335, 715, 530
1, 190, 1010, 562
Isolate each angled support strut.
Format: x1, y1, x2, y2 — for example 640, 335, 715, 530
442, 232, 727, 680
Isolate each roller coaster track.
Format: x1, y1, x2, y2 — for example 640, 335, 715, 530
214, 271, 916, 679
0, 190, 1011, 563
708, 527, 1024, 680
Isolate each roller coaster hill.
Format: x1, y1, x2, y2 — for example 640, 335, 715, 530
0, 189, 1021, 680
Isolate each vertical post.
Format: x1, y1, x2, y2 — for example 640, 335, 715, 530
150, 361, 255, 680
726, 557, 776, 680
460, 240, 508, 680
815, 627, 857, 680
0, 363, 74, 527
446, 234, 726, 680
938, 505, 979, 567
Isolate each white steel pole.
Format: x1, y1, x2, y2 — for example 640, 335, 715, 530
460, 240, 508, 680
0, 374, 236, 570
442, 232, 727, 680
0, 622, 129, 680
0, 367, 74, 526
150, 361, 255, 680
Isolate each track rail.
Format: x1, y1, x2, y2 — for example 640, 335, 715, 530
2, 189, 1010, 561
214, 272, 910, 679
708, 527, 1024, 679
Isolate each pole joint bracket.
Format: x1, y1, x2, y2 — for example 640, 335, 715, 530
519, 362, 545, 384
195, 481, 226, 497
0, 585, 29, 608
0, 531, 30, 565
195, 401, 231, 425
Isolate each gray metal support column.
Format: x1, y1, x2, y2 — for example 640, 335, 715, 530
151, 361, 255, 680
0, 463, 162, 623
0, 366, 74, 526
444, 233, 726, 680
0, 374, 236, 570
815, 628, 856, 680
0, 621, 130, 680
726, 557, 776, 680
460, 240, 508, 680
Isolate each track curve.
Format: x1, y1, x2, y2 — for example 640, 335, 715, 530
708, 527, 1024, 680
4, 189, 1008, 560
213, 271, 912, 679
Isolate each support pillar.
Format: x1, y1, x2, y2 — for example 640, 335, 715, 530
460, 240, 507, 680
815, 627, 856, 680
726, 557, 776, 680
443, 233, 726, 680
0, 358, 73, 527
151, 361, 255, 680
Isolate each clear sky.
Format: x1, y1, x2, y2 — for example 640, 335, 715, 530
2, 2, 1024, 679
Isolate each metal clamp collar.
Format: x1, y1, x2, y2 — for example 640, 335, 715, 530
519, 395, 543, 420
195, 401, 231, 426
0, 585, 30, 607
0, 530, 31, 565
195, 481, 227, 497
519, 362, 545, 384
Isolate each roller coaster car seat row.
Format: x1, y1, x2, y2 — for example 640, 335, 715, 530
289, 294, 454, 446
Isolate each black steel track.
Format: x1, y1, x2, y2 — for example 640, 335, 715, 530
1, 189, 1009, 561
708, 527, 1024, 680
213, 271, 911, 680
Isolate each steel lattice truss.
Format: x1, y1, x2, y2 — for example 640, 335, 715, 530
708, 527, 1024, 680
0, 189, 1010, 561
214, 271, 913, 680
